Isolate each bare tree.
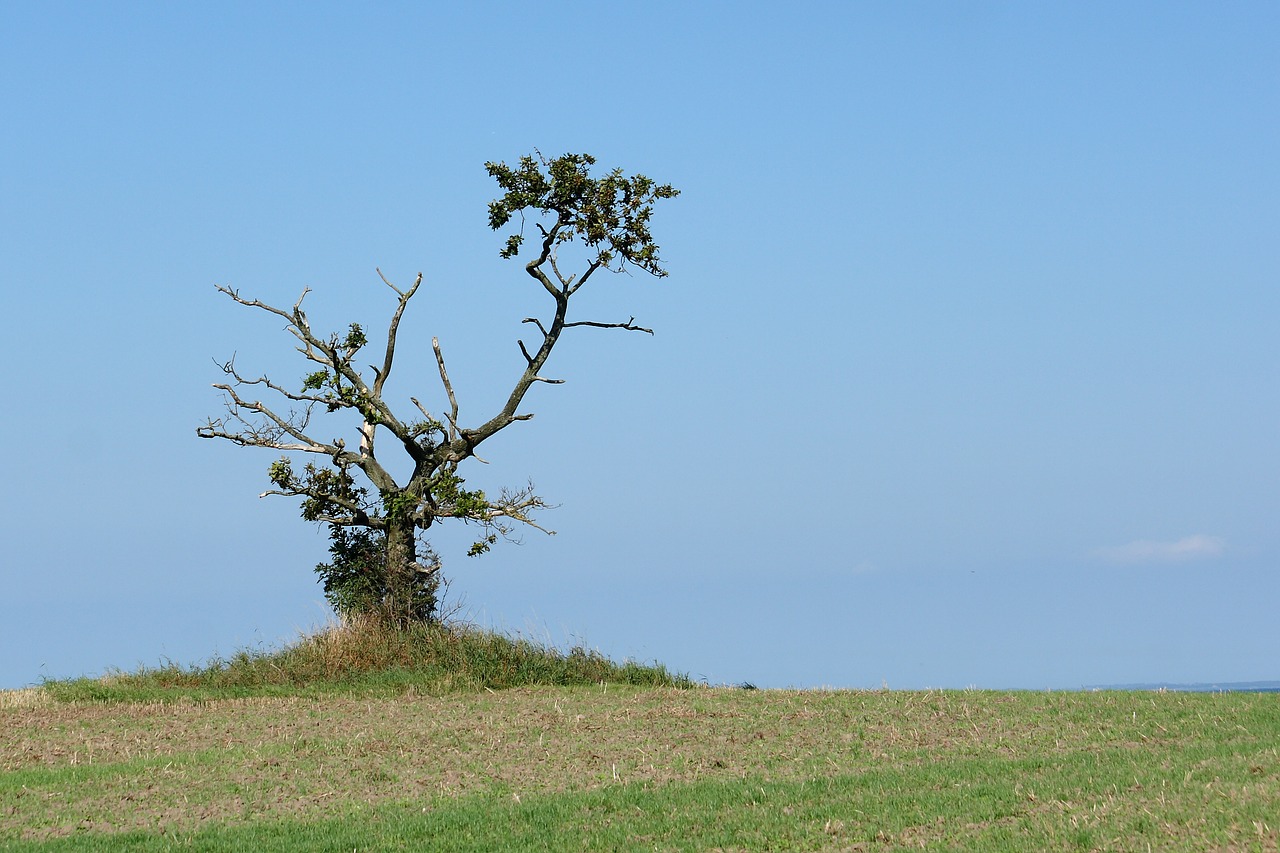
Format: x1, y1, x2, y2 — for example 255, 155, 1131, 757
198, 152, 679, 626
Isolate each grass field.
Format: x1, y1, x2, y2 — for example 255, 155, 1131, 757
3, 626, 1278, 851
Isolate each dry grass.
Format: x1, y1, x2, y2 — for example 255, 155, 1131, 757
0, 688, 46, 710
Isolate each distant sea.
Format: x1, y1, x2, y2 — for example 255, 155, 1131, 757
1082, 681, 1280, 693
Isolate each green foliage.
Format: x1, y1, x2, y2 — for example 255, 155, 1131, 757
314, 526, 438, 624
342, 323, 366, 352
425, 470, 499, 557
267, 457, 294, 489
301, 369, 329, 391
315, 526, 377, 618
409, 417, 446, 448
268, 457, 369, 523
430, 469, 488, 518
485, 151, 680, 276
467, 533, 498, 557
295, 333, 382, 420
379, 489, 419, 520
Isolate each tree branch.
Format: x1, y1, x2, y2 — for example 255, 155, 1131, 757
373, 270, 422, 398
525, 219, 564, 298
442, 481, 556, 546
566, 259, 603, 296
432, 337, 460, 442
521, 317, 551, 338
215, 284, 310, 329
216, 356, 333, 407
563, 317, 654, 335
215, 282, 428, 465
201, 383, 336, 455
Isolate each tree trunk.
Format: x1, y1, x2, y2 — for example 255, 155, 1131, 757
382, 515, 422, 628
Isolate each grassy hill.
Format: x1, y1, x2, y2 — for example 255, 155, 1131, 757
28, 617, 690, 705
3, 622, 1278, 851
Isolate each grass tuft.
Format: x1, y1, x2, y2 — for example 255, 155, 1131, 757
40, 616, 692, 703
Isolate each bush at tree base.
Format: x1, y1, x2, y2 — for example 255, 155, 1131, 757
315, 526, 439, 624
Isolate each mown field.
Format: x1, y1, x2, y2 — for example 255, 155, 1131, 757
3, 683, 1279, 851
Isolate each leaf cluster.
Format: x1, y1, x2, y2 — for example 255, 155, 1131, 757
299, 324, 381, 419
269, 457, 369, 522
485, 151, 680, 276
430, 469, 488, 519
409, 417, 447, 449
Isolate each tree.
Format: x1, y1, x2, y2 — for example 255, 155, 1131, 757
198, 152, 679, 627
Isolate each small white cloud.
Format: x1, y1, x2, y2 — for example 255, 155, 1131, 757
1094, 534, 1226, 565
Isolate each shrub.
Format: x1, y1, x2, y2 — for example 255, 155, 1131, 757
315, 525, 440, 624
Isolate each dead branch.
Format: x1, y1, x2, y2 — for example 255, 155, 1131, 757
373, 270, 422, 398
566, 260, 603, 296
432, 337, 460, 442
562, 317, 654, 335
521, 317, 550, 338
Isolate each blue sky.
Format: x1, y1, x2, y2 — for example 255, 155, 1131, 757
2, 2, 1277, 690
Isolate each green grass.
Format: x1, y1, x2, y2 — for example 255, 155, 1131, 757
4, 627, 1279, 851
10, 752, 1276, 853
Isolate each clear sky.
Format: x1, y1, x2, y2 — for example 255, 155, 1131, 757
2, 2, 1277, 691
